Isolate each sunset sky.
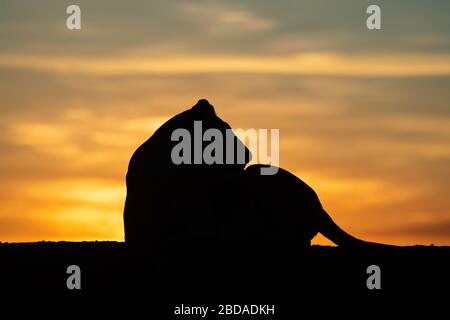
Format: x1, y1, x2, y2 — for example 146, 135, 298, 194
0, 0, 449, 245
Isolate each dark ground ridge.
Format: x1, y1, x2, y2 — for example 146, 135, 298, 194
0, 242, 449, 299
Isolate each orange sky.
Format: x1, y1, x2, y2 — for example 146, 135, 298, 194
0, 0, 449, 245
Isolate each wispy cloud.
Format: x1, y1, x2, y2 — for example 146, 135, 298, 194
180, 2, 274, 32
1, 53, 450, 76
218, 11, 273, 31
397, 221, 450, 237
364, 220, 450, 245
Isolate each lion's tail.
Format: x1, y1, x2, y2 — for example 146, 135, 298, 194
318, 209, 397, 249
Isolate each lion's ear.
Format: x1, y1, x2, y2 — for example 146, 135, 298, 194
191, 99, 216, 117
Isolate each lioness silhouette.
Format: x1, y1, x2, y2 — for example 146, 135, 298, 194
124, 99, 391, 254
124, 99, 251, 253
229, 164, 392, 251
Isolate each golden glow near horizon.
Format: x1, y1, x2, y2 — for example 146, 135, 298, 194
0, 0, 449, 245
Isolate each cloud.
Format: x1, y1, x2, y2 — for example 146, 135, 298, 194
1, 53, 450, 76
371, 220, 450, 238
1, 0, 449, 59
180, 2, 273, 32
7, 111, 167, 162
218, 11, 273, 30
